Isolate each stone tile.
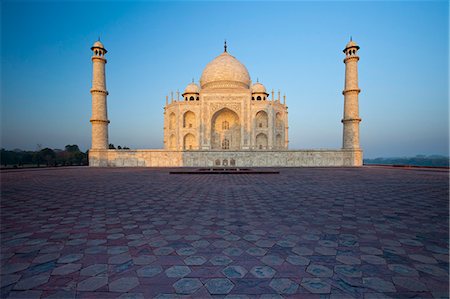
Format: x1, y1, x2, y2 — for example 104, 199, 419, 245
387, 264, 419, 276
57, 254, 83, 263
212, 240, 231, 248
276, 240, 296, 248
301, 278, 331, 294
292, 246, 313, 256
165, 265, 191, 278
173, 278, 203, 294
51, 263, 82, 275
13, 274, 49, 290
176, 247, 197, 256
261, 255, 284, 266
77, 276, 108, 291
42, 289, 76, 299
32, 253, 60, 264
1, 263, 30, 275
154, 247, 175, 256
223, 247, 244, 256
414, 264, 449, 277
255, 240, 276, 248
107, 246, 129, 255
334, 265, 362, 278
205, 278, 234, 295
306, 264, 333, 277
315, 246, 337, 256
222, 266, 248, 278
361, 255, 386, 265
117, 293, 145, 299
137, 265, 163, 277
6, 290, 42, 299
363, 277, 396, 293
392, 276, 428, 292
336, 255, 361, 265
210, 255, 233, 266
184, 256, 207, 266
133, 255, 157, 265
1, 167, 449, 298
269, 278, 298, 294
246, 247, 267, 256
360, 246, 383, 255
0, 274, 21, 288
109, 276, 139, 292
108, 253, 132, 264
286, 255, 310, 266
408, 254, 438, 264
250, 266, 276, 278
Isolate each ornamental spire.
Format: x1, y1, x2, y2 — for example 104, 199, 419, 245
224, 39, 227, 52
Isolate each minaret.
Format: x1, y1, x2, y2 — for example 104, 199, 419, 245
342, 38, 361, 150
90, 40, 109, 150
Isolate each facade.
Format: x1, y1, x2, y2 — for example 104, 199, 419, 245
164, 45, 288, 152
89, 40, 363, 167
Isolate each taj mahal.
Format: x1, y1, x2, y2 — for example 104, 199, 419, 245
88, 40, 363, 167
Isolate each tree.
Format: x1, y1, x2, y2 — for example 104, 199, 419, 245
109, 144, 115, 149
40, 148, 56, 166
65, 144, 80, 153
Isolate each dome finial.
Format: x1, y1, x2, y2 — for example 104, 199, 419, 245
256, 78, 259, 83
224, 39, 227, 52
350, 36, 352, 42
192, 77, 194, 83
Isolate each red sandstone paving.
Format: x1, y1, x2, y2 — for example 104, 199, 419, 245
0, 166, 448, 298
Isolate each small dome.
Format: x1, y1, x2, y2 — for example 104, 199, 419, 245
200, 51, 251, 90
183, 82, 200, 95
344, 40, 359, 51
92, 40, 105, 49
251, 82, 266, 94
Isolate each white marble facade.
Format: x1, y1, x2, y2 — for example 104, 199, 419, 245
164, 47, 288, 152
89, 40, 363, 167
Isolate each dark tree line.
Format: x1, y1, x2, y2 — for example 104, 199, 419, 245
1, 145, 88, 168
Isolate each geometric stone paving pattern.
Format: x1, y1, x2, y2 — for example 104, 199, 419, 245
1, 166, 448, 298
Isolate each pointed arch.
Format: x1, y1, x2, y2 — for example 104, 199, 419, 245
211, 108, 240, 150
169, 134, 176, 150
169, 112, 176, 130
276, 134, 282, 149
183, 111, 196, 128
256, 133, 268, 150
276, 112, 283, 130
256, 110, 268, 128
183, 133, 196, 150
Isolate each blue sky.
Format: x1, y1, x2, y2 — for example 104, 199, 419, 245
1, 1, 448, 158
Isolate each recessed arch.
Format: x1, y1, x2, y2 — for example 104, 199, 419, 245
256, 110, 268, 128
169, 134, 176, 150
211, 108, 240, 150
256, 133, 268, 150
276, 134, 282, 148
276, 112, 283, 130
183, 111, 196, 128
169, 112, 176, 130
183, 133, 196, 150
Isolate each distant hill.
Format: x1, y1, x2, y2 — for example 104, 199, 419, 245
364, 155, 449, 167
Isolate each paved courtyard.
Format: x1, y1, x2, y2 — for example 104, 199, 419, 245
0, 167, 448, 298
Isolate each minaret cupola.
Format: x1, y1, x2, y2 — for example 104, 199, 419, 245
251, 80, 269, 101
182, 80, 200, 101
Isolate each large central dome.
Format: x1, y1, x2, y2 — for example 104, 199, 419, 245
200, 51, 251, 90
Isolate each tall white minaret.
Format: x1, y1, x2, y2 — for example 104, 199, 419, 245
90, 40, 109, 150
342, 38, 361, 150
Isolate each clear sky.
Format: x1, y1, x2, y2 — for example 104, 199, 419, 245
1, 1, 448, 158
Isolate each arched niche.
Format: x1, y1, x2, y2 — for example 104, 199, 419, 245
211, 108, 240, 150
